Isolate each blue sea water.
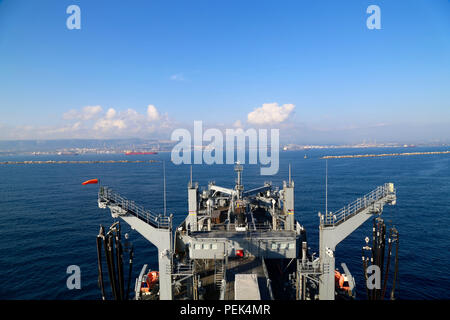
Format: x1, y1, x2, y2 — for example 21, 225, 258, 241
0, 147, 449, 300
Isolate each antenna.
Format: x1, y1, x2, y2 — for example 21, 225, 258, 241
325, 159, 328, 216
234, 162, 243, 198
163, 160, 167, 216
190, 165, 193, 187
289, 163, 292, 185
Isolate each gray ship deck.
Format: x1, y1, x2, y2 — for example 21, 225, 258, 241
224, 256, 271, 300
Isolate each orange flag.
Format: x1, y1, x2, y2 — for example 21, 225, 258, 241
82, 178, 99, 185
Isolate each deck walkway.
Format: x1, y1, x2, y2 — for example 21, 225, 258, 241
224, 256, 271, 300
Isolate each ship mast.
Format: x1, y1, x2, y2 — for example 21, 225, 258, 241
163, 160, 167, 216
234, 161, 243, 199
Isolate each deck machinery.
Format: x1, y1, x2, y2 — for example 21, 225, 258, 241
97, 164, 396, 300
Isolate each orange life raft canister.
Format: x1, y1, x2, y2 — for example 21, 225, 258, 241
335, 270, 350, 291
146, 271, 159, 289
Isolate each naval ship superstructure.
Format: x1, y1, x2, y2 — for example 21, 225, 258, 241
96, 163, 396, 300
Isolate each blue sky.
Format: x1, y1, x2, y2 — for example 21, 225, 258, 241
0, 0, 449, 143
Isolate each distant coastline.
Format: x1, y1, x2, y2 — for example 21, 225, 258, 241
0, 160, 160, 165
322, 150, 450, 159
0, 138, 448, 157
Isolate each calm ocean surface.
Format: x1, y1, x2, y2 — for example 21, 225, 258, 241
0, 147, 449, 300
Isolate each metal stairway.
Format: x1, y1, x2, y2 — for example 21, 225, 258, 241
214, 259, 226, 291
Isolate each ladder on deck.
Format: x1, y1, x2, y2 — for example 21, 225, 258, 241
214, 259, 226, 291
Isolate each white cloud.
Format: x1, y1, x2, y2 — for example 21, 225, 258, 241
72, 121, 82, 130
105, 108, 116, 119
94, 118, 127, 131
1, 102, 175, 139
62, 110, 77, 120
247, 103, 295, 125
124, 108, 140, 121
63, 105, 103, 120
49, 122, 84, 134
91, 105, 170, 136
12, 103, 171, 139
83, 106, 103, 119
147, 105, 160, 121
58, 104, 167, 135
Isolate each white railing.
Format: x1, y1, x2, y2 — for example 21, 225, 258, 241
208, 222, 272, 232
170, 260, 194, 275
99, 186, 170, 229
298, 260, 323, 275
322, 183, 395, 226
